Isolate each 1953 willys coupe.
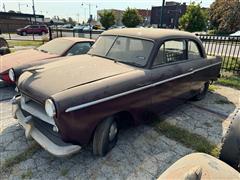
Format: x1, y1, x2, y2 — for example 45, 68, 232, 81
12, 28, 221, 157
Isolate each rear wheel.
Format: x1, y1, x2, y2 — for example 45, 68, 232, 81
93, 117, 118, 156
192, 81, 209, 101
40, 31, 46, 36
219, 109, 240, 170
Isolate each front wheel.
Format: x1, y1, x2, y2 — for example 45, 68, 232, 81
93, 117, 118, 156
40, 31, 46, 36
192, 81, 209, 101
22, 32, 27, 36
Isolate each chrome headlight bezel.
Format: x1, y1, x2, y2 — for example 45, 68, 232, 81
45, 99, 56, 118
9, 68, 15, 82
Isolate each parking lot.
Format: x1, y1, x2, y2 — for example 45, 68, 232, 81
1, 85, 239, 179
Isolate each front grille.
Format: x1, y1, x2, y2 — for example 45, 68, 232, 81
20, 94, 56, 126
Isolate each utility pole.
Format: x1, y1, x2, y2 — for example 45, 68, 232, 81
32, 0, 36, 24
159, 0, 165, 28
3, 3, 6, 12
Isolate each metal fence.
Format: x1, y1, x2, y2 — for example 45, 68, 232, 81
198, 35, 240, 74
51, 28, 103, 40
1, 24, 239, 74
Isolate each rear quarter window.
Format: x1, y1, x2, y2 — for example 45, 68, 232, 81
153, 40, 187, 66
188, 41, 202, 59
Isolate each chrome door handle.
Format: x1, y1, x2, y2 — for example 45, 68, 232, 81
188, 68, 194, 72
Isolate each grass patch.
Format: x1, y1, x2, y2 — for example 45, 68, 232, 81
153, 121, 220, 158
217, 75, 240, 90
222, 57, 240, 71
60, 168, 69, 176
21, 170, 33, 179
7, 40, 43, 47
0, 143, 40, 173
209, 84, 219, 92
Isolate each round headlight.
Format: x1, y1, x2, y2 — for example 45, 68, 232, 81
9, 69, 15, 82
45, 99, 56, 117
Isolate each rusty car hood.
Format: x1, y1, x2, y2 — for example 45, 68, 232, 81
0, 49, 59, 74
18, 54, 136, 103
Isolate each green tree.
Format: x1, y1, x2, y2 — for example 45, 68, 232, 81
179, 3, 207, 32
99, 10, 115, 29
122, 8, 142, 27
61, 18, 67, 23
209, 0, 240, 34
8, 10, 16, 13
68, 17, 75, 25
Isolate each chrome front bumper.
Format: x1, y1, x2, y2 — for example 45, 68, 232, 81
12, 96, 81, 157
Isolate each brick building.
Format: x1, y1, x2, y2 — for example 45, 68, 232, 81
137, 9, 151, 26
150, 1, 187, 28
0, 12, 44, 33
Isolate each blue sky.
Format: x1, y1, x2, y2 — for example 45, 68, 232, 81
1, 0, 214, 22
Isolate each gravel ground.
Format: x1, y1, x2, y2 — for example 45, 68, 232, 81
0, 85, 239, 179
163, 85, 239, 145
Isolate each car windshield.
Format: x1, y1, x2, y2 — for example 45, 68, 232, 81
37, 38, 74, 55
88, 35, 154, 67
24, 25, 30, 29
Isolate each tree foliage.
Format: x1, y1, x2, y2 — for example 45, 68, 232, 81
179, 3, 207, 32
209, 0, 240, 34
122, 8, 142, 27
8, 10, 16, 13
68, 17, 75, 25
99, 10, 115, 29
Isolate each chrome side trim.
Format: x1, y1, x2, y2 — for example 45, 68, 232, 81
66, 62, 221, 113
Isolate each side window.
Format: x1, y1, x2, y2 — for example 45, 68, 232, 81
188, 41, 202, 59
31, 25, 39, 29
153, 40, 186, 66
66, 42, 92, 56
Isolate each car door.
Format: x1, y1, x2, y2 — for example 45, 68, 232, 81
188, 40, 208, 95
150, 39, 193, 113
26, 25, 33, 34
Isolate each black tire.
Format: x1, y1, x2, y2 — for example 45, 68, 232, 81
0, 47, 10, 55
93, 117, 118, 156
192, 81, 209, 101
219, 109, 240, 170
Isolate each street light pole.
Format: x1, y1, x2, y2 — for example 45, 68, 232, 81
159, 0, 165, 28
32, 0, 36, 24
18, 3, 28, 13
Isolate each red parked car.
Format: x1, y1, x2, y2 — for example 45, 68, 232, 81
17, 25, 48, 36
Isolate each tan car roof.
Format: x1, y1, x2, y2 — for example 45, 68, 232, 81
59, 37, 95, 42
102, 28, 198, 41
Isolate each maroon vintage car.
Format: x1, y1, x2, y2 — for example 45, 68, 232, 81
16, 25, 48, 36
0, 37, 94, 83
12, 28, 221, 157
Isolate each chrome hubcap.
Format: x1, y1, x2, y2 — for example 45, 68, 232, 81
109, 122, 118, 141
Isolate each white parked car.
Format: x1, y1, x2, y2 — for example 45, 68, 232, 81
73, 25, 84, 31
83, 25, 92, 31
230, 30, 240, 36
